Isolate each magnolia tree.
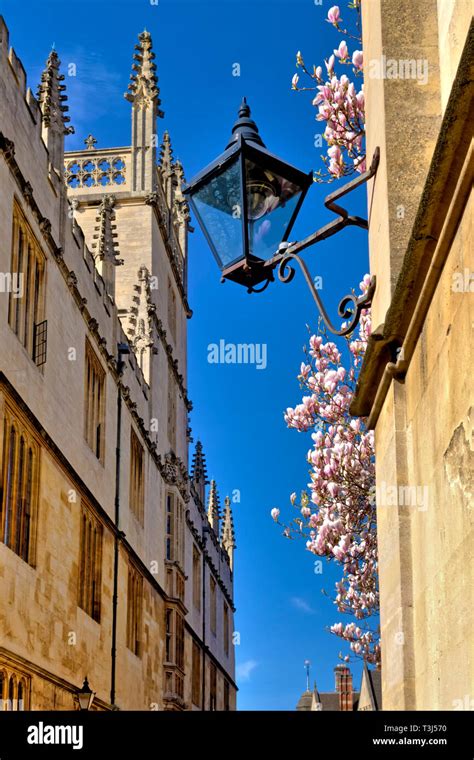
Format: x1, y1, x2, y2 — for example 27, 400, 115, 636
272, 1, 379, 664
272, 278, 380, 664
292, 2, 365, 180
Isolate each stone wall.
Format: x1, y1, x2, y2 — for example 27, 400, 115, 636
358, 0, 473, 710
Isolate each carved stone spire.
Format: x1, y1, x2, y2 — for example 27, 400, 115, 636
37, 50, 73, 174
207, 479, 221, 535
124, 266, 155, 384
172, 159, 191, 258
191, 440, 208, 505
91, 196, 123, 300
159, 130, 173, 165
125, 30, 163, 111
221, 495, 236, 571
158, 130, 175, 208
125, 30, 163, 193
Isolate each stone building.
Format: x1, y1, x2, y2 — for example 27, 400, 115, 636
296, 664, 361, 711
350, 2, 473, 709
357, 664, 382, 712
0, 18, 236, 711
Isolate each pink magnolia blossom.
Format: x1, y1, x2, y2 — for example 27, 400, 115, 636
352, 50, 364, 70
327, 5, 341, 25
270, 508, 280, 521
291, 0, 365, 180
334, 40, 349, 61
325, 55, 335, 74
274, 281, 380, 664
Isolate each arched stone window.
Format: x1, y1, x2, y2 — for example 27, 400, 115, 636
17, 679, 25, 711
8, 675, 16, 711
1, 408, 39, 565
0, 670, 6, 710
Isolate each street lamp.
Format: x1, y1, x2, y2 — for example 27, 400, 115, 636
184, 97, 313, 288
76, 678, 95, 711
184, 98, 379, 336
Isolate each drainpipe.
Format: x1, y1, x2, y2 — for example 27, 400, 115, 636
110, 342, 130, 708
202, 524, 210, 711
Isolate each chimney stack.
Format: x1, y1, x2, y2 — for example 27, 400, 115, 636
334, 664, 353, 711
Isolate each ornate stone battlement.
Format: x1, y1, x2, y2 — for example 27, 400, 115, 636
65, 146, 130, 190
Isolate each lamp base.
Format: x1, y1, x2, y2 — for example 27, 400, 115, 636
221, 256, 272, 288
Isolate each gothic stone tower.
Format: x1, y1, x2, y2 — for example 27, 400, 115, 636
65, 30, 191, 464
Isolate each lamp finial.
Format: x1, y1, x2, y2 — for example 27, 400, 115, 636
226, 97, 265, 149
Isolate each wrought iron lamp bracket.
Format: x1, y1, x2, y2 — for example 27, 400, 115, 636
278, 252, 376, 337
248, 147, 380, 337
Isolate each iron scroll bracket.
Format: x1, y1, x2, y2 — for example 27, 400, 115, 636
248, 147, 380, 336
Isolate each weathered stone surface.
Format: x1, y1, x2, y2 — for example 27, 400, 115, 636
360, 0, 473, 710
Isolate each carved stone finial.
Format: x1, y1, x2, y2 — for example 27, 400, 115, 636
37, 50, 71, 130
191, 440, 208, 505
124, 29, 163, 116
84, 134, 97, 150
91, 196, 122, 299
159, 131, 174, 172
37, 49, 73, 172
122, 266, 155, 383
221, 495, 236, 569
207, 479, 221, 535
158, 131, 178, 210
173, 159, 192, 228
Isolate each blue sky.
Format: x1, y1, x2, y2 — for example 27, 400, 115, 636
2, 0, 370, 709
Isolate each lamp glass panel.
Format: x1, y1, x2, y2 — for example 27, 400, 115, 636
245, 158, 303, 262
192, 159, 244, 269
